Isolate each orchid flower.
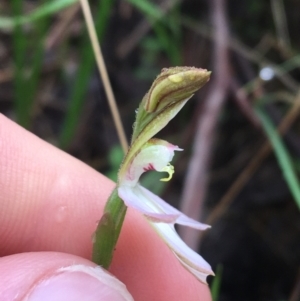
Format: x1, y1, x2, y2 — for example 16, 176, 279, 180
118, 138, 214, 283
93, 67, 214, 283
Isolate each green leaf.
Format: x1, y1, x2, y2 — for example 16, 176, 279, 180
106, 145, 124, 182
126, 0, 182, 64
12, 0, 49, 128
0, 0, 78, 29
125, 0, 163, 20
211, 265, 223, 301
256, 107, 300, 210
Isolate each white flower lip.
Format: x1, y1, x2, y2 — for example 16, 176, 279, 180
122, 139, 182, 187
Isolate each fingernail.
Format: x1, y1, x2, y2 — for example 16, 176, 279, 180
24, 265, 134, 301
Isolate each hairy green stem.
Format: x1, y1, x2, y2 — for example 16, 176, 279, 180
92, 187, 127, 269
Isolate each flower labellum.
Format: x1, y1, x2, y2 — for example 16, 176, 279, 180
120, 139, 181, 187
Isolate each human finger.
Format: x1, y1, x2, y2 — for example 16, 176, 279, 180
0, 114, 211, 301
0, 252, 133, 301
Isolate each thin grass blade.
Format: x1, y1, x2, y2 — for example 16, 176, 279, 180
256, 106, 300, 210
0, 0, 78, 29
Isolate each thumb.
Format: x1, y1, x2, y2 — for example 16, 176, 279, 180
1, 252, 133, 301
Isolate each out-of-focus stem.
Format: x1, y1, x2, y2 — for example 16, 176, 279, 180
79, 0, 128, 153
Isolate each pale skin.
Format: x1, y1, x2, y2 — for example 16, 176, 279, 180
0, 114, 211, 301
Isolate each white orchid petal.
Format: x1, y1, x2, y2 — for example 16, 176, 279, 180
119, 183, 213, 283
175, 256, 212, 284
118, 185, 179, 223
151, 223, 212, 273
139, 186, 210, 230
175, 214, 210, 230
150, 222, 213, 283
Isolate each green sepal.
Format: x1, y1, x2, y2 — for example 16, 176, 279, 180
144, 67, 211, 113
119, 96, 190, 182
132, 67, 210, 142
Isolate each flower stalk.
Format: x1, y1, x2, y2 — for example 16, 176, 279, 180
92, 66, 213, 282
92, 188, 126, 269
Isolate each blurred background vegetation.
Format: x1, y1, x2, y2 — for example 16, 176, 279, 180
1, 0, 300, 300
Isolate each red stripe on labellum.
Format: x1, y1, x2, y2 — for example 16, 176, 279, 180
143, 163, 154, 171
